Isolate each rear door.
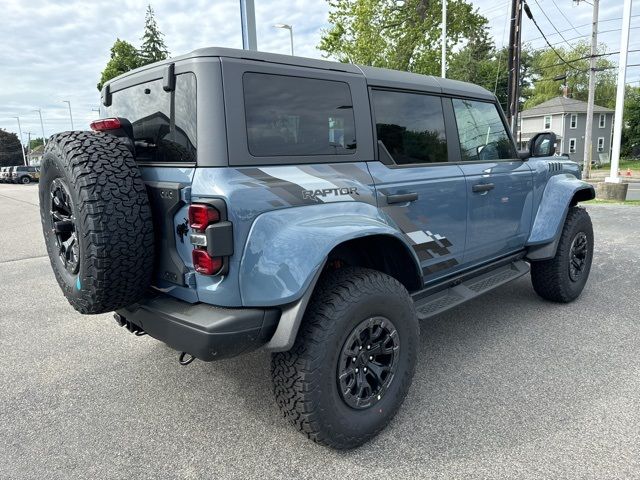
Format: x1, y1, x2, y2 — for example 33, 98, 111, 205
368, 89, 467, 283
450, 98, 533, 265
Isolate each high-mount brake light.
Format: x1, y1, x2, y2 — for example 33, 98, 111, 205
90, 118, 122, 131
188, 204, 220, 231
192, 249, 223, 275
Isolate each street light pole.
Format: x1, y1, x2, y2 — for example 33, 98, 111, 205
273, 24, 294, 55
607, 0, 633, 184
12, 116, 27, 166
240, 0, 258, 50
33, 109, 46, 146
62, 100, 74, 130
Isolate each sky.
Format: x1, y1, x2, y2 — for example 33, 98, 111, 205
0, 0, 638, 143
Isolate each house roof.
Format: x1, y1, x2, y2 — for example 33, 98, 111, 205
521, 96, 614, 117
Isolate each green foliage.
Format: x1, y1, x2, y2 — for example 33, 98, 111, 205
523, 42, 617, 109
139, 4, 169, 65
97, 5, 169, 91
319, 0, 489, 75
29, 138, 44, 150
0, 129, 24, 167
622, 85, 640, 157
97, 39, 142, 91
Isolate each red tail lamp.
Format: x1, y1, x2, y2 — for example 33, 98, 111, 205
188, 204, 220, 231
192, 249, 223, 275
90, 118, 122, 131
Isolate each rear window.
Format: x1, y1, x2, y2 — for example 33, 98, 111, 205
243, 72, 356, 157
106, 73, 197, 163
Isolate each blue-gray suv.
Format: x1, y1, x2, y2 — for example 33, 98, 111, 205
39, 47, 595, 449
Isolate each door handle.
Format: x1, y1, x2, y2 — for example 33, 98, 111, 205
386, 192, 419, 204
472, 183, 495, 193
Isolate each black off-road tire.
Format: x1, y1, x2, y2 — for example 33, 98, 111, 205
531, 206, 593, 303
39, 131, 154, 314
271, 267, 419, 450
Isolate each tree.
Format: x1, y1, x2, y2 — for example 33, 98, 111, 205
29, 138, 44, 150
139, 4, 169, 65
0, 129, 24, 167
97, 39, 141, 91
523, 42, 617, 109
319, 0, 489, 75
621, 85, 640, 158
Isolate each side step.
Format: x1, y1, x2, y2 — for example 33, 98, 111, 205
412, 260, 530, 320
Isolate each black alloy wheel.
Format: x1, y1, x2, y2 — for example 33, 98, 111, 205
337, 316, 400, 409
568, 232, 588, 282
49, 178, 79, 275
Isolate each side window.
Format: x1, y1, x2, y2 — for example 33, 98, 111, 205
243, 73, 356, 157
372, 89, 448, 165
544, 115, 552, 129
570, 114, 577, 129
106, 73, 197, 163
452, 99, 516, 161
569, 138, 577, 153
599, 114, 606, 128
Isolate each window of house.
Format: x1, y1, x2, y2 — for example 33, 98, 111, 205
452, 99, 515, 161
599, 114, 606, 128
243, 73, 356, 157
569, 138, 577, 153
106, 73, 197, 163
570, 114, 577, 129
371, 89, 448, 165
597, 137, 605, 152
544, 115, 552, 129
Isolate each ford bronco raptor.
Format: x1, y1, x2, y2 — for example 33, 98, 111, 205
39, 47, 594, 450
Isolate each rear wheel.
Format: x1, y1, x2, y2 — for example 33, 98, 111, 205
39, 131, 154, 314
531, 206, 594, 303
20, 175, 31, 184
271, 267, 419, 449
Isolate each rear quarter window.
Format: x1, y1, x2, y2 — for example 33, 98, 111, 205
243, 72, 356, 157
106, 73, 197, 163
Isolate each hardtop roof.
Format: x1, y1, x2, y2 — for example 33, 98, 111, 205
106, 47, 495, 101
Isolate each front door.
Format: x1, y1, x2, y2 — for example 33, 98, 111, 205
450, 98, 533, 265
368, 89, 467, 283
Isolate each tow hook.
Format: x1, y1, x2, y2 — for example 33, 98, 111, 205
113, 313, 147, 336
179, 352, 196, 366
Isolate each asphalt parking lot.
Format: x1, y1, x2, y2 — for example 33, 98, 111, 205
1, 183, 639, 479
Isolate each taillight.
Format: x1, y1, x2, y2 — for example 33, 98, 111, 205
90, 118, 122, 131
192, 249, 223, 275
189, 203, 225, 276
188, 204, 220, 231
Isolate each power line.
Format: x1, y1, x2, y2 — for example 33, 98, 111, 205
523, 1, 588, 72
550, 0, 582, 36
534, 48, 640, 71
522, 14, 640, 44
533, 0, 573, 48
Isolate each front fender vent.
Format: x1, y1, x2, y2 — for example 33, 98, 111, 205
548, 162, 563, 172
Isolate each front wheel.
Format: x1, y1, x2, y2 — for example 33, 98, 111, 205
271, 267, 419, 449
531, 206, 594, 303
20, 175, 31, 184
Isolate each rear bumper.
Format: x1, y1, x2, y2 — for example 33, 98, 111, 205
116, 292, 280, 361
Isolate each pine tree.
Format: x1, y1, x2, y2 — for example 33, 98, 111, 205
139, 4, 169, 65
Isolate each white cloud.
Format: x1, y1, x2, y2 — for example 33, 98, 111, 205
0, 0, 636, 141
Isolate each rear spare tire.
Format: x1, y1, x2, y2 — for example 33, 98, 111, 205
39, 131, 154, 314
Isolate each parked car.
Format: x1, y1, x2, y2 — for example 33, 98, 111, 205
38, 47, 595, 450
11, 165, 39, 184
0, 167, 8, 183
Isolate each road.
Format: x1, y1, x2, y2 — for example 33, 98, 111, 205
1, 183, 639, 480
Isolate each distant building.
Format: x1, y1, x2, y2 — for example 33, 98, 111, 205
28, 145, 44, 166
519, 97, 614, 165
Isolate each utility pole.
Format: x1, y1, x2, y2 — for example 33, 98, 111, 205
581, 0, 599, 180
12, 116, 27, 166
441, 0, 447, 78
507, 0, 523, 137
607, 0, 633, 184
240, 0, 257, 50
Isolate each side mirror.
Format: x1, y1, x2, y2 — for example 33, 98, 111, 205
529, 132, 557, 158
